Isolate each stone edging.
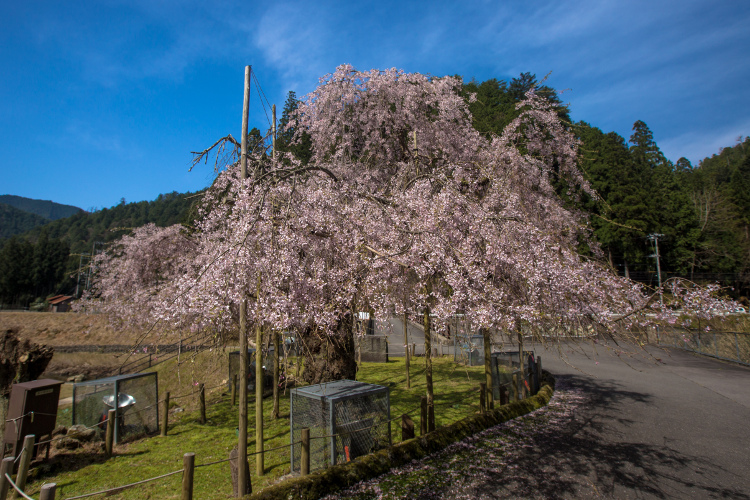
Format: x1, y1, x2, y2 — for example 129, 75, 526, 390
249, 372, 556, 500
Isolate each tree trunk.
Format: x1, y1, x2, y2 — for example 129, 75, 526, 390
301, 314, 357, 384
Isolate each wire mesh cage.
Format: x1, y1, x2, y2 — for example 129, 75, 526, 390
290, 380, 390, 473
227, 348, 274, 391
358, 335, 389, 362
454, 334, 484, 366
72, 372, 158, 444
490, 351, 537, 400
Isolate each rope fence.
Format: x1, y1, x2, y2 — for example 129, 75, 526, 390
1, 348, 542, 499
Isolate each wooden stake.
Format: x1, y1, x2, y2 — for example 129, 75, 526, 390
105, 409, 115, 457
482, 328, 494, 410
420, 396, 427, 436
479, 383, 486, 414
181, 453, 195, 500
0, 456, 13, 500
401, 414, 415, 441
13, 434, 35, 498
300, 428, 310, 476
161, 392, 170, 437
39, 484, 56, 500
198, 384, 206, 424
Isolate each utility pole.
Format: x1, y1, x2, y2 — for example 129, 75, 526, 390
648, 233, 664, 305
238, 65, 251, 498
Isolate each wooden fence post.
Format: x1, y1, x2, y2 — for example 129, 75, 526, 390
479, 383, 486, 414
537, 356, 543, 390
13, 434, 35, 498
39, 483, 56, 500
161, 392, 170, 437
198, 383, 206, 424
401, 414, 415, 441
105, 409, 115, 457
512, 374, 519, 401
229, 447, 251, 496
182, 453, 195, 500
428, 403, 435, 432
231, 375, 237, 407
301, 428, 310, 476
412, 343, 416, 358
0, 456, 14, 500
420, 396, 427, 435
500, 385, 509, 405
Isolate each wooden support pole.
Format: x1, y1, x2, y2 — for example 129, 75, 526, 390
199, 383, 206, 424
420, 396, 427, 436
105, 409, 115, 457
255, 314, 264, 477
423, 308, 435, 432
0, 456, 14, 500
412, 343, 416, 358
182, 452, 195, 500
13, 434, 35, 498
231, 375, 237, 407
512, 374, 520, 401
479, 383, 486, 414
161, 392, 170, 437
273, 331, 280, 419
39, 484, 56, 500
401, 414, 415, 441
300, 428, 310, 476
482, 328, 494, 410
404, 310, 410, 390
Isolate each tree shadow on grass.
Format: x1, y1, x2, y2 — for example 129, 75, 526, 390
459, 375, 750, 499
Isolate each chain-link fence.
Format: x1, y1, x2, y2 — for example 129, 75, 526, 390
290, 380, 390, 473
358, 335, 389, 362
72, 372, 158, 443
454, 334, 484, 366
490, 350, 538, 400
656, 327, 750, 366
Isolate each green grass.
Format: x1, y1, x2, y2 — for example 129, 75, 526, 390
25, 356, 489, 499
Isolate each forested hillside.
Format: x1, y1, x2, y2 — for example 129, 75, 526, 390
0, 194, 82, 220
460, 75, 749, 294
0, 191, 199, 307
0, 203, 51, 239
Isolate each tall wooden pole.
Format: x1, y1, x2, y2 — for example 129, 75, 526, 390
404, 307, 410, 389
238, 64, 251, 498
272, 104, 280, 421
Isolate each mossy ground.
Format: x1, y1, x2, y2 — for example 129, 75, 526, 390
24, 354, 492, 499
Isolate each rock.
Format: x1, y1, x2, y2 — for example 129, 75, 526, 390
52, 425, 67, 437
67, 425, 97, 442
0, 329, 54, 396
55, 436, 81, 450
66, 374, 85, 383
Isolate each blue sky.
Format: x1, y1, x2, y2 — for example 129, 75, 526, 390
1, 0, 749, 210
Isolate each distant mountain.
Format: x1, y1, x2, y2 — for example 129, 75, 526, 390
17, 190, 200, 255
0, 195, 83, 221
0, 202, 52, 239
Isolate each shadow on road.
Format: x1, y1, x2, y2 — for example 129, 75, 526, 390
467, 375, 749, 499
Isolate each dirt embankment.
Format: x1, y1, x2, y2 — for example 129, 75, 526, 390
0, 312, 164, 380
0, 312, 162, 346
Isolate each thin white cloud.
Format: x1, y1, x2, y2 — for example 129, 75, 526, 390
660, 118, 750, 165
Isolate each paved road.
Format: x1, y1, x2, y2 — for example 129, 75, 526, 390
486, 340, 750, 499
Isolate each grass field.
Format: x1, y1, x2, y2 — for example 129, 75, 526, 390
25, 354, 489, 499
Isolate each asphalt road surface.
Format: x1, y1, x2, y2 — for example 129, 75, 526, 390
485, 340, 750, 499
